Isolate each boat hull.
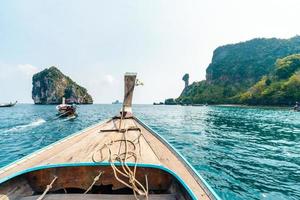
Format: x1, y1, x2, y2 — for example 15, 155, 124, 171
56, 104, 76, 117
0, 102, 17, 108
0, 117, 221, 200
0, 163, 196, 200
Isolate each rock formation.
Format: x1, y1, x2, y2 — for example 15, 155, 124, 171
164, 98, 177, 105
32, 66, 93, 104
182, 73, 189, 88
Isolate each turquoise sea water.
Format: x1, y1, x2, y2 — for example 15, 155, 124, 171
0, 104, 299, 200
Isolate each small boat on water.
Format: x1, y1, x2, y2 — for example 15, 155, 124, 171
294, 102, 300, 112
153, 102, 164, 105
0, 73, 221, 200
0, 101, 17, 108
112, 100, 122, 104
56, 98, 77, 118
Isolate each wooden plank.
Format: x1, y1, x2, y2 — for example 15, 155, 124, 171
20, 194, 176, 200
0, 178, 32, 200
23, 166, 172, 192
0, 121, 108, 179
122, 73, 137, 115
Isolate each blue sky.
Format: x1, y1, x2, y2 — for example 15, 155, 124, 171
0, 0, 299, 103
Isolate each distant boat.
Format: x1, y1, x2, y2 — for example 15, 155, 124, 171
0, 74, 221, 200
112, 100, 122, 104
153, 102, 164, 105
294, 102, 300, 112
56, 97, 77, 117
0, 101, 17, 108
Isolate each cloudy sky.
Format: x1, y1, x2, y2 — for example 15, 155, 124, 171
0, 0, 299, 103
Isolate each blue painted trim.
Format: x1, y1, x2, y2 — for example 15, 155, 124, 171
0, 162, 197, 200
0, 119, 109, 172
134, 117, 222, 200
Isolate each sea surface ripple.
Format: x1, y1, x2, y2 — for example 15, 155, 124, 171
0, 104, 299, 200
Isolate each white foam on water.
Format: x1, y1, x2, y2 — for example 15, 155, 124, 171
2, 118, 46, 133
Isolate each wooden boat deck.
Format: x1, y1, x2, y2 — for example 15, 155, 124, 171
21, 194, 176, 200
0, 117, 213, 200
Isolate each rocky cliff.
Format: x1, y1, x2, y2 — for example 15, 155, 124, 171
32, 66, 93, 104
177, 36, 300, 105
206, 36, 300, 87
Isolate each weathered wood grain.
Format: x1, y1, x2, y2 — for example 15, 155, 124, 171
0, 118, 212, 200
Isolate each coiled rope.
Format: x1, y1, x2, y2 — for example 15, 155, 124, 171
92, 119, 148, 200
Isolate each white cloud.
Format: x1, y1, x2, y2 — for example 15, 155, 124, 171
17, 64, 39, 76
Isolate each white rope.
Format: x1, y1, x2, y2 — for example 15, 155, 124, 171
37, 176, 58, 200
93, 121, 149, 200
84, 170, 103, 194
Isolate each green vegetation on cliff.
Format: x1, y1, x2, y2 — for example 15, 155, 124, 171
239, 54, 300, 105
176, 36, 300, 105
32, 66, 93, 104
164, 98, 177, 105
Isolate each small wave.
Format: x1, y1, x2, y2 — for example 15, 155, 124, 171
2, 118, 46, 133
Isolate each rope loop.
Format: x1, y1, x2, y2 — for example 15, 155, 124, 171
92, 119, 148, 200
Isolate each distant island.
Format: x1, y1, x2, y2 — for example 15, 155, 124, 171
166, 36, 300, 106
32, 66, 93, 104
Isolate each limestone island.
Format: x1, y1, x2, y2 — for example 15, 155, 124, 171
32, 66, 93, 104
166, 36, 300, 106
